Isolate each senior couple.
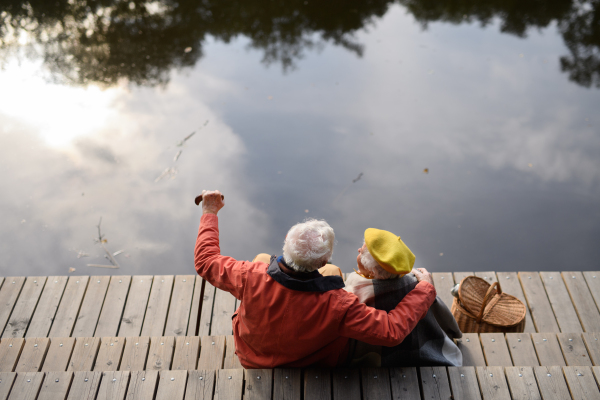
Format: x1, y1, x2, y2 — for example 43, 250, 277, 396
194, 190, 462, 368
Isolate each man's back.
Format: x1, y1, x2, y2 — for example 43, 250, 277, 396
233, 258, 352, 368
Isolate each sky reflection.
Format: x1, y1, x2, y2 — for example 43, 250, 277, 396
0, 2, 599, 276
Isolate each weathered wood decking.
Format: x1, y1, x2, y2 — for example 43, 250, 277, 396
0, 271, 597, 399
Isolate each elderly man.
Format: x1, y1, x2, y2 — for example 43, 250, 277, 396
194, 190, 437, 368
344, 228, 462, 367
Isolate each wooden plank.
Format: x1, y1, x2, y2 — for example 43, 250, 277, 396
474, 271, 497, 283
361, 368, 391, 400
0, 339, 25, 372
583, 272, 600, 312
66, 371, 102, 400
303, 369, 330, 400
146, 337, 174, 371
71, 276, 110, 337
185, 370, 215, 400
37, 371, 73, 400
480, 333, 513, 366
3, 277, 46, 338
563, 366, 600, 400
419, 366, 451, 400
197, 283, 215, 338
448, 367, 482, 400
594, 367, 600, 391
118, 276, 152, 337
506, 333, 539, 366
332, 369, 360, 400
533, 366, 572, 400
496, 272, 535, 333
557, 333, 592, 366
0, 372, 16, 399
140, 276, 174, 337
7, 371, 44, 400
93, 337, 125, 371
453, 272, 473, 284
197, 336, 225, 370
0, 278, 25, 336
505, 366, 541, 400
172, 336, 200, 371
476, 366, 511, 400
210, 290, 236, 336
67, 337, 100, 372
432, 272, 455, 309
155, 370, 188, 400
215, 369, 243, 400
519, 272, 560, 332
245, 369, 272, 400
531, 333, 566, 366
540, 271, 584, 333
125, 370, 158, 400
273, 368, 301, 400
164, 276, 195, 337
583, 333, 600, 366
25, 277, 68, 338
562, 272, 600, 332
49, 277, 88, 338
41, 338, 75, 372
94, 276, 131, 338
456, 333, 486, 366
223, 336, 242, 370
15, 337, 49, 372
119, 337, 149, 371
187, 277, 204, 337
96, 371, 129, 400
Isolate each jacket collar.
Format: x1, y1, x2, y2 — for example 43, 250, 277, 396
267, 255, 345, 292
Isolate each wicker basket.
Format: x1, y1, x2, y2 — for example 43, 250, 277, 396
451, 276, 526, 333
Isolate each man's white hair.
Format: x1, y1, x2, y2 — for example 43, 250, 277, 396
282, 219, 335, 273
360, 241, 398, 280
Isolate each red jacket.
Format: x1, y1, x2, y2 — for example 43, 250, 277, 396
194, 214, 437, 368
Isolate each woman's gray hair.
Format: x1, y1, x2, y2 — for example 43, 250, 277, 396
282, 219, 335, 273
360, 242, 398, 280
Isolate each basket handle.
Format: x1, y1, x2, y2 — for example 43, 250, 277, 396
476, 281, 502, 323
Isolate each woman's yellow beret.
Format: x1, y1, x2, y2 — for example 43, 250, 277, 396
364, 228, 415, 275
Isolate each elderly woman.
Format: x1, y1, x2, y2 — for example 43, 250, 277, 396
195, 190, 438, 368
344, 228, 463, 367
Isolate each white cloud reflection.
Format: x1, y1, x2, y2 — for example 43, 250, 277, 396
0, 61, 267, 275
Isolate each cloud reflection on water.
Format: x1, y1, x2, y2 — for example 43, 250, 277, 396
0, 64, 267, 275
0, 3, 598, 276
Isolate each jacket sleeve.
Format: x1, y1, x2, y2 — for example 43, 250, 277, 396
338, 281, 437, 346
194, 213, 246, 300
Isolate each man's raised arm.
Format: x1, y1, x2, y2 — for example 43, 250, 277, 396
194, 190, 245, 299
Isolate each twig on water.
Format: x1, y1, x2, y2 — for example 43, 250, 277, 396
93, 217, 120, 268
333, 172, 364, 204
87, 264, 119, 269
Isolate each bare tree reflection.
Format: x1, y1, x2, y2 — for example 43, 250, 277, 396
0, 0, 598, 88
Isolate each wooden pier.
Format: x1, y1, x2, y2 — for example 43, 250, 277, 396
0, 271, 598, 399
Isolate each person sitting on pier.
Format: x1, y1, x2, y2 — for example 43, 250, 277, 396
344, 228, 462, 367
194, 190, 437, 369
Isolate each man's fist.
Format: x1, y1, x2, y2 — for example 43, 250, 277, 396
200, 190, 225, 215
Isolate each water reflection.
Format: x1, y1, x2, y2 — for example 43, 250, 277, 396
1, 0, 599, 88
0, 0, 599, 276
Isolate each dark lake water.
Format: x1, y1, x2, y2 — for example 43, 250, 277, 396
1, 0, 599, 276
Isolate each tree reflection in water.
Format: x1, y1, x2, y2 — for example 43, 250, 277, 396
0, 0, 598, 88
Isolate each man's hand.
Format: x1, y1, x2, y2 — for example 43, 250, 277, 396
412, 268, 434, 286
201, 190, 225, 215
